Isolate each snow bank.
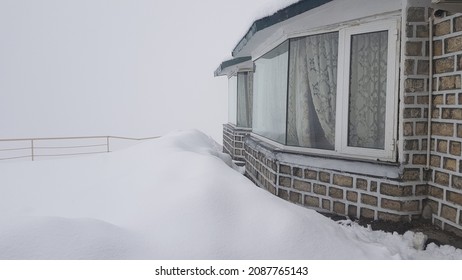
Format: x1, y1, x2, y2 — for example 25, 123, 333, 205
0, 130, 461, 259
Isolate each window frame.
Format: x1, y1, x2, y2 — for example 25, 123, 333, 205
249, 19, 400, 162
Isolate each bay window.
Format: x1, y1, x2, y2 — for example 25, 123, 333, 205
228, 72, 254, 128
252, 20, 398, 161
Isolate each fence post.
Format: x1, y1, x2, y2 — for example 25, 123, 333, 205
31, 139, 34, 161
106, 136, 110, 153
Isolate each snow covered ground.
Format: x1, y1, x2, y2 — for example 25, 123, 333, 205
0, 130, 461, 260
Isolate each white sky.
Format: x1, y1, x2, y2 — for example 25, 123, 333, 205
0, 0, 298, 142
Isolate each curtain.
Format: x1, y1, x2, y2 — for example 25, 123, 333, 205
287, 32, 338, 150
237, 72, 253, 128
348, 31, 388, 150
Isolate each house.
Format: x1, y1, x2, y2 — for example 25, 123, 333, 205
214, 0, 462, 237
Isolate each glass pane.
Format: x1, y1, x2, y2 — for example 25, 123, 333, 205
237, 72, 253, 128
253, 41, 289, 144
348, 30, 388, 150
227, 75, 237, 125
287, 32, 338, 150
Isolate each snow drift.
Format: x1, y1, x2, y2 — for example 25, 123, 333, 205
0, 130, 461, 259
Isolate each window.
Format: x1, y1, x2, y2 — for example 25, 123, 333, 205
253, 41, 289, 144
236, 72, 253, 128
251, 20, 398, 161
227, 75, 237, 125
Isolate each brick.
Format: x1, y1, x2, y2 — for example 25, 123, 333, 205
442, 108, 462, 120
304, 169, 317, 179
370, 181, 378, 192
278, 189, 288, 200
319, 172, 331, 183
313, 184, 326, 195
333, 174, 353, 188
444, 157, 457, 171
446, 94, 456, 105
404, 95, 415, 104
437, 139, 448, 153
406, 24, 414, 38
380, 183, 412, 197
416, 25, 429, 38
447, 191, 462, 206
433, 94, 444, 105
404, 122, 413, 136
333, 202, 346, 215
279, 176, 291, 187
348, 205, 358, 218
289, 191, 301, 204
434, 40, 443, 56
404, 108, 421, 118
322, 199, 330, 210
378, 212, 404, 222
441, 204, 457, 222
361, 194, 378, 206
360, 208, 375, 219
405, 78, 425, 92
416, 185, 428, 196
449, 141, 461, 156
415, 122, 428, 135
412, 154, 426, 165
417, 60, 429, 75
435, 20, 451, 36
406, 41, 423, 56
417, 95, 429, 104
432, 123, 454, 136
403, 168, 421, 181
329, 187, 343, 199
452, 175, 462, 189
432, 108, 440, 118
435, 171, 450, 186
435, 56, 454, 74
455, 16, 462, 32
430, 186, 444, 199
407, 7, 426, 22
304, 195, 319, 207
346, 191, 358, 202
293, 167, 302, 178
381, 198, 402, 211
459, 124, 462, 138
439, 75, 461, 90
280, 164, 291, 174
431, 155, 441, 167
404, 59, 415, 75
404, 139, 419, 151
356, 178, 367, 190
445, 36, 462, 54
293, 179, 311, 192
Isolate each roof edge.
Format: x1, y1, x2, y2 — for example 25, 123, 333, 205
231, 0, 333, 57
214, 56, 253, 77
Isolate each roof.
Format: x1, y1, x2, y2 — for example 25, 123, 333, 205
214, 56, 253, 77
232, 0, 332, 57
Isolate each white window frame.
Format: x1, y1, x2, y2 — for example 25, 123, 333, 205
249, 19, 400, 162
337, 20, 399, 161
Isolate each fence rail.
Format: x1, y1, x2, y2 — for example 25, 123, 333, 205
0, 136, 159, 161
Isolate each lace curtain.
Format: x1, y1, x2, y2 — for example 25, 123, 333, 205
348, 31, 388, 150
287, 32, 338, 150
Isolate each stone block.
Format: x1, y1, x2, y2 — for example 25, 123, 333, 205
378, 212, 405, 222
319, 171, 331, 183
280, 164, 291, 174
405, 78, 425, 92
442, 108, 462, 120
403, 168, 421, 181
435, 20, 451, 36
412, 154, 426, 165
329, 187, 343, 199
381, 198, 402, 211
443, 157, 457, 171
441, 204, 457, 222
333, 174, 353, 188
304, 169, 317, 179
431, 155, 441, 167
278, 189, 288, 200
416, 25, 429, 38
446, 94, 456, 105
438, 75, 461, 90
347, 191, 358, 202
434, 40, 443, 56
432, 122, 454, 137
333, 202, 346, 215
437, 139, 448, 153
313, 184, 326, 195
455, 16, 462, 32
430, 186, 444, 199
293, 179, 311, 192
289, 191, 301, 204
450, 141, 461, 156
356, 178, 367, 190
322, 199, 330, 210
361, 194, 378, 206
304, 195, 319, 208
380, 183, 413, 197
404, 59, 415, 75
279, 176, 291, 187
434, 56, 454, 74
404, 108, 422, 118
452, 175, 462, 189
445, 35, 462, 54
415, 122, 428, 135
447, 191, 462, 206
407, 7, 426, 22
404, 122, 414, 136
435, 171, 450, 186
348, 205, 358, 218
360, 208, 375, 219
370, 181, 378, 192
